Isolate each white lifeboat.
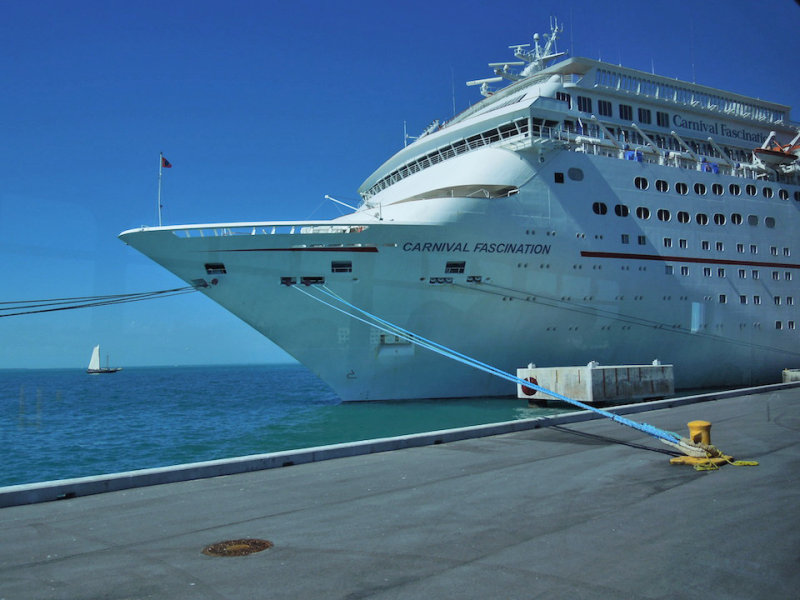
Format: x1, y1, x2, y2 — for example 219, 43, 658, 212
753, 145, 798, 167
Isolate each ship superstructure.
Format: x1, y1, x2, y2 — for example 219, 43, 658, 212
121, 22, 800, 401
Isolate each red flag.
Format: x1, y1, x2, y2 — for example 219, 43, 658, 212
161, 156, 172, 168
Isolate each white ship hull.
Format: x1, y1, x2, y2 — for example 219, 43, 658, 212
120, 30, 800, 400
121, 146, 798, 400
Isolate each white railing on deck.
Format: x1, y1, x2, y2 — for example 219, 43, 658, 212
163, 222, 372, 239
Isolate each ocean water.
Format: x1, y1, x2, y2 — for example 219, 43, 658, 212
1, 364, 566, 487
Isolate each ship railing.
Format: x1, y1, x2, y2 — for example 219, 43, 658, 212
168, 221, 372, 238
362, 119, 531, 200
541, 125, 798, 184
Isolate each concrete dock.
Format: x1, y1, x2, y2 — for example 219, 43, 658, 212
2, 385, 799, 599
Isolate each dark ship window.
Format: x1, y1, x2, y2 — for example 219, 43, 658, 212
331, 261, 352, 273
445, 261, 466, 274
205, 263, 227, 275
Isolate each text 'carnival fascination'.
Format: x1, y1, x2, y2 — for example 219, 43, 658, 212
402, 241, 552, 255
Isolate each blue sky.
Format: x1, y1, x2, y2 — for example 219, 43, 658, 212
1, 0, 798, 368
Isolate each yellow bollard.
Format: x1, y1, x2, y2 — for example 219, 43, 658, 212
669, 420, 733, 468
688, 420, 712, 445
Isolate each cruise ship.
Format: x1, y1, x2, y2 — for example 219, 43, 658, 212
120, 22, 800, 401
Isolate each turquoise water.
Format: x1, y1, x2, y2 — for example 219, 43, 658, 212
1, 364, 566, 487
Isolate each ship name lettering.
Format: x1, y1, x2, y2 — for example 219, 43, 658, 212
672, 115, 766, 144
402, 241, 471, 252
401, 241, 551, 255
672, 114, 717, 135
472, 242, 551, 255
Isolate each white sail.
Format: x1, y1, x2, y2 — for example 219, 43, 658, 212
88, 345, 101, 371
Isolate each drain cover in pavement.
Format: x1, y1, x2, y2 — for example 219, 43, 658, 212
202, 539, 273, 557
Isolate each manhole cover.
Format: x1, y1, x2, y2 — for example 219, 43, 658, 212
202, 539, 273, 557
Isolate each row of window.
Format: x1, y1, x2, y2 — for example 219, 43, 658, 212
592, 68, 786, 123
662, 238, 791, 257
632, 176, 800, 201
665, 264, 794, 282
363, 117, 530, 199
559, 92, 671, 127
593, 202, 778, 228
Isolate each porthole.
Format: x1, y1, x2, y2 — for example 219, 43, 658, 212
635, 177, 649, 190
794, 191, 800, 202
694, 183, 707, 195
765, 216, 776, 228
656, 179, 669, 192
592, 202, 608, 215
677, 211, 690, 223
657, 208, 671, 222
746, 184, 757, 196
636, 206, 650, 219
676, 182, 688, 195
729, 183, 741, 196
614, 204, 629, 217
779, 189, 789, 201
713, 213, 726, 225
712, 183, 723, 195
568, 167, 584, 181
747, 214, 759, 226
763, 187, 773, 199
731, 213, 743, 225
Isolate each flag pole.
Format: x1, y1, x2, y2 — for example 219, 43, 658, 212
157, 152, 164, 227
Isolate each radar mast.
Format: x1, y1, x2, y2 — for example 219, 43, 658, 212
467, 18, 566, 97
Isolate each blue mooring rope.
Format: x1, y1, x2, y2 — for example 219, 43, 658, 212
293, 284, 681, 444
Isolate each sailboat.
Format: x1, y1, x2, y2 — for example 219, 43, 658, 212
87, 345, 122, 374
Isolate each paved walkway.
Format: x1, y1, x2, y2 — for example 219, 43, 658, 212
2, 386, 798, 599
